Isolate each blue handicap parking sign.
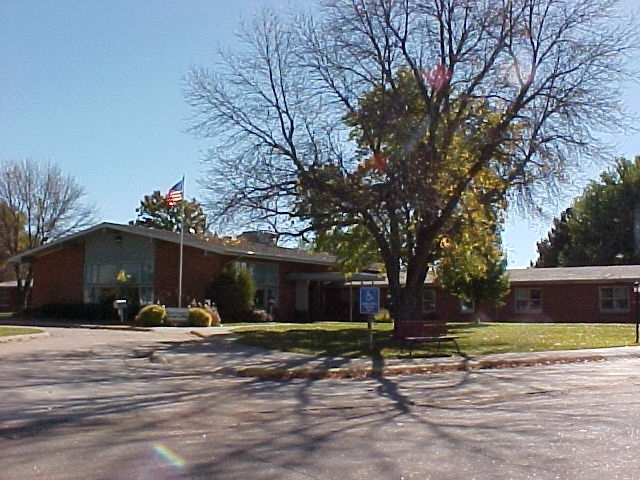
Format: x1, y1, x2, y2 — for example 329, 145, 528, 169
359, 286, 380, 314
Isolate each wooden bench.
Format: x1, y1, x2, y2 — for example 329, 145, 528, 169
401, 335, 460, 356
398, 321, 460, 356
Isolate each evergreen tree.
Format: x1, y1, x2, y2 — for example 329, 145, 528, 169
535, 208, 574, 267
130, 190, 208, 234
207, 265, 256, 322
535, 157, 640, 266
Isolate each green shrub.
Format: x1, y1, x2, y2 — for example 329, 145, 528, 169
207, 265, 256, 322
187, 307, 212, 327
135, 304, 167, 327
373, 308, 393, 323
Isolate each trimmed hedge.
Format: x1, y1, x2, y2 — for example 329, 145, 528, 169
135, 304, 167, 327
187, 307, 212, 327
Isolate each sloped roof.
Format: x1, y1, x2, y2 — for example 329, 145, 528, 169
344, 270, 438, 286
506, 265, 640, 284
11, 224, 640, 284
287, 271, 384, 282
346, 265, 640, 287
8, 222, 337, 266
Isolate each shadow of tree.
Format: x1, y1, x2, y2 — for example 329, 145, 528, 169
0, 330, 620, 479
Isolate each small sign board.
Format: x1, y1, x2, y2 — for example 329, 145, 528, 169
166, 307, 189, 325
359, 286, 380, 315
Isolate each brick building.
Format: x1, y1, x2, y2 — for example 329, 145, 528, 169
10, 223, 640, 326
0, 281, 25, 313
8, 222, 362, 322
361, 265, 640, 335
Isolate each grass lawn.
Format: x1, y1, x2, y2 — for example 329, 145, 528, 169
231, 322, 638, 358
0, 326, 43, 338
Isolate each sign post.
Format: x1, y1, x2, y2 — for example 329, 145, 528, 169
360, 287, 380, 352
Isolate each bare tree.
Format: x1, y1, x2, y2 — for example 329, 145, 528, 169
0, 157, 96, 306
185, 0, 638, 328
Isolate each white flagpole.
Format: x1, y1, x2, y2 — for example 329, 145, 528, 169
178, 175, 185, 308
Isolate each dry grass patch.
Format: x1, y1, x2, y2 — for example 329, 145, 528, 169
0, 327, 43, 338
453, 322, 635, 355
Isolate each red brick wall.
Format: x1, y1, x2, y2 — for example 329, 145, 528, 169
390, 282, 638, 329
153, 241, 223, 306
274, 260, 336, 322
424, 282, 637, 324
31, 243, 85, 306
153, 242, 338, 320
0, 285, 23, 312
488, 283, 636, 323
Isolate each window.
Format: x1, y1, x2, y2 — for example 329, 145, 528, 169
460, 299, 475, 314
85, 263, 118, 284
236, 261, 279, 310
83, 286, 117, 304
120, 263, 141, 282
84, 262, 154, 304
138, 287, 155, 305
422, 289, 436, 313
0, 290, 10, 309
515, 288, 542, 313
599, 286, 629, 313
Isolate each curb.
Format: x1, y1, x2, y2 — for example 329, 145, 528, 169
231, 357, 605, 380
228, 347, 640, 380
0, 331, 50, 343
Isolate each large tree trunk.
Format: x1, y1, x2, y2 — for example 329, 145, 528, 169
386, 263, 429, 339
392, 285, 424, 335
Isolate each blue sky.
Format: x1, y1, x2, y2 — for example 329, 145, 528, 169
1, 0, 639, 268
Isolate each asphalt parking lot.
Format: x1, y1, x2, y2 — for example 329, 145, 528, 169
4, 326, 640, 479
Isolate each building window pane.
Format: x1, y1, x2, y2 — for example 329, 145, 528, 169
84, 287, 98, 304
600, 287, 629, 313
141, 262, 154, 283
120, 263, 141, 282
237, 261, 279, 310
422, 290, 436, 313
139, 287, 155, 305
461, 300, 475, 314
84, 264, 117, 284
0, 290, 9, 308
100, 264, 118, 284
515, 288, 542, 312
84, 262, 155, 304
85, 265, 97, 284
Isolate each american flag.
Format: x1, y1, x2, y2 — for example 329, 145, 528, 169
165, 179, 184, 206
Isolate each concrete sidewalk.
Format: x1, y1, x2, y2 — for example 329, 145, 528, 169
235, 344, 640, 379
142, 328, 640, 379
